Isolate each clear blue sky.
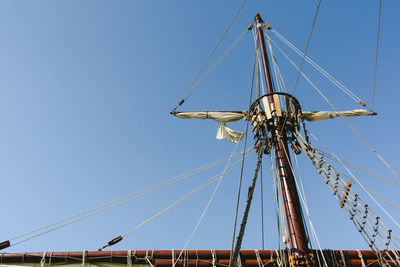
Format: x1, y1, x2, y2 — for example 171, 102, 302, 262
1, 0, 399, 252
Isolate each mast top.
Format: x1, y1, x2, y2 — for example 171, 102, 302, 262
254, 13, 264, 29
254, 13, 263, 23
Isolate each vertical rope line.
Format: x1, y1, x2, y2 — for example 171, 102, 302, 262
274, 150, 288, 251
173, 0, 248, 110
260, 162, 265, 250
254, 28, 266, 96
188, 29, 249, 96
263, 29, 288, 94
280, 0, 322, 136
265, 30, 287, 99
230, 48, 257, 257
371, 0, 382, 110
293, 152, 323, 267
270, 29, 363, 105
252, 28, 261, 99
270, 153, 282, 251
230, 150, 264, 267
174, 139, 242, 266
291, 0, 322, 96
273, 34, 400, 180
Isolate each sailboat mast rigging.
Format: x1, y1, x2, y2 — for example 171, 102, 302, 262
170, 11, 393, 265
2, 2, 400, 266
227, 13, 318, 267
250, 13, 311, 265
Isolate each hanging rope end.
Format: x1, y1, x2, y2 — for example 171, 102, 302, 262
171, 99, 185, 114
99, 236, 123, 251
0, 240, 10, 250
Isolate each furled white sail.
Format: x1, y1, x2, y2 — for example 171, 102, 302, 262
173, 109, 375, 142
173, 111, 245, 143
302, 109, 375, 122
173, 111, 245, 122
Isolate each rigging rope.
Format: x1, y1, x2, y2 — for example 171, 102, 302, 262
229, 147, 264, 267
253, 30, 261, 98
330, 151, 400, 229
172, 0, 248, 111
269, 35, 400, 180
265, 31, 287, 95
260, 0, 321, 136
315, 148, 400, 188
266, 34, 284, 97
273, 151, 288, 253
100, 151, 258, 250
301, 145, 377, 252
338, 170, 400, 213
230, 42, 257, 258
3, 148, 253, 250
260, 161, 265, 250
280, 140, 328, 266
291, 0, 322, 98
269, 28, 367, 108
270, 153, 282, 250
188, 29, 249, 98
174, 137, 242, 265
309, 134, 400, 212
252, 28, 266, 96
371, 0, 382, 110
295, 131, 400, 260
294, 153, 324, 267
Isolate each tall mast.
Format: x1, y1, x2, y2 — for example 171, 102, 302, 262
254, 13, 310, 259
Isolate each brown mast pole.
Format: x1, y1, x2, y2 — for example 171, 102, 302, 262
254, 13, 310, 258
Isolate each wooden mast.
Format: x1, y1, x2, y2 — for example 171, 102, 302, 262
254, 13, 311, 262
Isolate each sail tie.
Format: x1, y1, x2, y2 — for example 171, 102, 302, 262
339, 250, 346, 267
237, 254, 243, 267
274, 250, 283, 267
145, 250, 154, 267
40, 252, 46, 267
127, 250, 132, 267
48, 252, 53, 267
172, 250, 176, 267
211, 250, 217, 267
255, 250, 263, 267
268, 250, 274, 264
82, 251, 87, 267
357, 250, 366, 267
